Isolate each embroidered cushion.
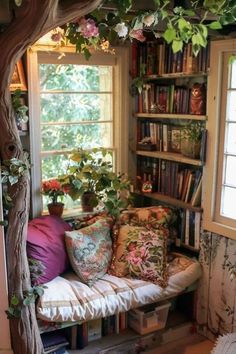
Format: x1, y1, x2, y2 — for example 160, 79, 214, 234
65, 218, 113, 287
119, 206, 176, 228
109, 224, 169, 287
27, 215, 72, 285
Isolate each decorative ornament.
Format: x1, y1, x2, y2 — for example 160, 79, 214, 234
15, 0, 22, 6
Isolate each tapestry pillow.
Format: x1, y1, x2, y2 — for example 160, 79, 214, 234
119, 206, 176, 229
65, 217, 113, 287
27, 215, 72, 285
109, 224, 169, 287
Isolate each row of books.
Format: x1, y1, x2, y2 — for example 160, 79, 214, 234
131, 41, 209, 77
66, 313, 128, 350
137, 157, 202, 206
41, 331, 69, 354
136, 83, 206, 115
137, 121, 207, 160
176, 210, 201, 250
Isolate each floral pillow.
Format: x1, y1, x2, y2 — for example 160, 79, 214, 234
109, 224, 169, 287
119, 206, 176, 229
65, 217, 113, 287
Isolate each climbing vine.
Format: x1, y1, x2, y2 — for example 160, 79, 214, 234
48, 0, 236, 58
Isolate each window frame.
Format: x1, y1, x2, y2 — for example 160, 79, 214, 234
203, 39, 236, 239
27, 45, 130, 217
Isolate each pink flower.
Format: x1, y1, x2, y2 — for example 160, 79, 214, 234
126, 247, 147, 265
77, 17, 99, 38
51, 33, 62, 42
127, 241, 137, 252
129, 29, 146, 42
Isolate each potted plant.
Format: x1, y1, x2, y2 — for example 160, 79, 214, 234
42, 179, 66, 217
59, 147, 131, 217
181, 121, 204, 159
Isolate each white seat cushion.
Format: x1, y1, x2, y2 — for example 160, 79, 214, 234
37, 255, 201, 323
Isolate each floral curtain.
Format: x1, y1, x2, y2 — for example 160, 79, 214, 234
197, 231, 236, 339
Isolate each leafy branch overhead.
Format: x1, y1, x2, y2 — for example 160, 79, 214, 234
49, 0, 236, 57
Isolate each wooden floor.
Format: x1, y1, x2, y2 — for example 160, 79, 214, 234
68, 334, 214, 354
146, 334, 214, 353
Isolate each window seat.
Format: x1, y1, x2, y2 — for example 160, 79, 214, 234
37, 253, 201, 326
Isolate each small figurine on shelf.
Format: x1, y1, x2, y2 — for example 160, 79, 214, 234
12, 89, 29, 131
190, 83, 206, 115
138, 137, 156, 151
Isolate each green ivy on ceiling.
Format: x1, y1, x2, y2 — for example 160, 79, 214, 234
46, 0, 236, 59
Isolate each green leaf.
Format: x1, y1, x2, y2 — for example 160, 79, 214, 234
172, 39, 183, 53
178, 18, 191, 32
184, 9, 195, 17
163, 27, 176, 44
83, 48, 92, 61
160, 10, 168, 19
192, 32, 207, 47
11, 295, 19, 306
208, 21, 222, 29
198, 24, 208, 39
229, 55, 236, 64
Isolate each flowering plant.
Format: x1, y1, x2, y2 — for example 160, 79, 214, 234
42, 179, 66, 204
49, 0, 236, 60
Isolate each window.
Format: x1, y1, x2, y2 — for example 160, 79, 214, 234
203, 39, 236, 239
28, 47, 129, 217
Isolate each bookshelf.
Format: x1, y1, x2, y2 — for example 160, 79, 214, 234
134, 113, 207, 121
132, 40, 209, 252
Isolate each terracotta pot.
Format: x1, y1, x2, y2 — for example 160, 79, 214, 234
181, 140, 201, 159
81, 192, 97, 212
47, 202, 64, 217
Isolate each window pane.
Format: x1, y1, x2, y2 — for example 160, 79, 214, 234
221, 186, 236, 219
225, 155, 236, 186
41, 123, 113, 151
226, 91, 236, 122
230, 61, 236, 88
225, 123, 236, 153
39, 64, 112, 91
40, 93, 112, 122
41, 154, 70, 179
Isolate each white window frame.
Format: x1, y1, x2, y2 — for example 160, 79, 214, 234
27, 45, 130, 217
203, 39, 236, 239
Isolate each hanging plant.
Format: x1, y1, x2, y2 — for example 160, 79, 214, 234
49, 0, 236, 58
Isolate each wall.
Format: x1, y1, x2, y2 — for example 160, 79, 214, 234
197, 231, 236, 339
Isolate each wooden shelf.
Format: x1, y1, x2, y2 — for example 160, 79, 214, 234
134, 113, 207, 121
136, 150, 202, 166
144, 72, 208, 80
135, 191, 202, 212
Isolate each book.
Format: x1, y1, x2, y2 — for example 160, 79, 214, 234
191, 176, 202, 207
185, 209, 190, 245
194, 212, 201, 249
170, 126, 181, 152
77, 323, 88, 349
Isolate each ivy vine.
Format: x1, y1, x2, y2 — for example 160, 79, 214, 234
49, 0, 236, 59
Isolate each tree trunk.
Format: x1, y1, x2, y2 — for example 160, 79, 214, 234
0, 1, 102, 353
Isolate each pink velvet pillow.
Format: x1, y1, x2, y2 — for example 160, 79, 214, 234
27, 215, 72, 285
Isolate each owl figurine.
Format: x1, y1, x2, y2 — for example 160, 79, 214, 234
190, 83, 206, 115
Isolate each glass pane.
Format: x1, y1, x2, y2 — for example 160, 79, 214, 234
230, 61, 236, 88
41, 123, 112, 151
221, 186, 236, 219
41, 154, 71, 180
225, 123, 236, 153
226, 91, 236, 122
40, 93, 112, 122
39, 64, 112, 91
225, 155, 236, 186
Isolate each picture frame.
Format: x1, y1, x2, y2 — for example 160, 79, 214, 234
10, 60, 27, 92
